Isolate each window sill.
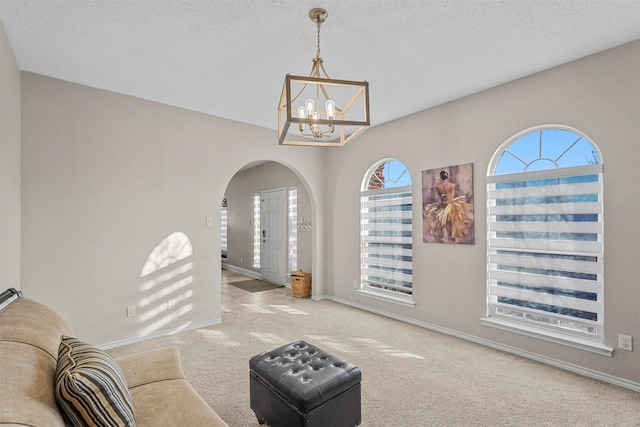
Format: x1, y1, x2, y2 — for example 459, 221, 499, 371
481, 317, 613, 357
357, 289, 416, 308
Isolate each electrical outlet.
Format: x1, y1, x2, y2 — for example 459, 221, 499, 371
353, 280, 358, 289
618, 334, 633, 351
127, 305, 136, 317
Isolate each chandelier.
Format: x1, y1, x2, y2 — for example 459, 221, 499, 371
278, 8, 370, 147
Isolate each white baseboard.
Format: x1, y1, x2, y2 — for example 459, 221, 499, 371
98, 318, 222, 350
324, 295, 640, 393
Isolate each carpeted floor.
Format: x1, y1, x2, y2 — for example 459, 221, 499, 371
222, 270, 258, 283
107, 270, 640, 426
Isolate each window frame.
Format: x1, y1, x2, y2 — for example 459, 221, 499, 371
483, 125, 611, 356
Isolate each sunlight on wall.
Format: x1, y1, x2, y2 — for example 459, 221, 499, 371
139, 290, 194, 322
140, 231, 193, 278
137, 231, 195, 337
140, 263, 194, 301
139, 305, 194, 336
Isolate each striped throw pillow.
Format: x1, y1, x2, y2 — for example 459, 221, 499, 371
54, 336, 136, 427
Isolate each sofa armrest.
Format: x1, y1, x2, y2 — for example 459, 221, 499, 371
115, 346, 185, 389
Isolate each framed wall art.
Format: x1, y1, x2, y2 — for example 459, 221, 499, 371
422, 163, 474, 244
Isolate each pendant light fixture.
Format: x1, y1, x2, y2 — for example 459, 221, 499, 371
278, 8, 370, 147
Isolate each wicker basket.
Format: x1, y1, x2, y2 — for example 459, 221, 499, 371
290, 270, 311, 298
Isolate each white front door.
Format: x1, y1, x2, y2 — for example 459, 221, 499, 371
261, 188, 287, 285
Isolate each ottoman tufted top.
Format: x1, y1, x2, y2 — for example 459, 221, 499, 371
249, 341, 361, 412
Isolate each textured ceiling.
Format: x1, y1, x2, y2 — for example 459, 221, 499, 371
0, 1, 638, 131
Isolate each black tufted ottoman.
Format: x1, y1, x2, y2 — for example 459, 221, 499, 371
249, 340, 362, 427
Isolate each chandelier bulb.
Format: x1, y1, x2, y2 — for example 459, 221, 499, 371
305, 99, 316, 115
325, 99, 335, 119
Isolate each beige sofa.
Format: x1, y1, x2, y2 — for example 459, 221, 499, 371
0, 295, 229, 426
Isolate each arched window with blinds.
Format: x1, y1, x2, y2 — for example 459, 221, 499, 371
360, 159, 414, 305
484, 126, 608, 354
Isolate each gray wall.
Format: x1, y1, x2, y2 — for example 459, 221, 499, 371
224, 161, 312, 276
324, 40, 640, 386
0, 21, 20, 291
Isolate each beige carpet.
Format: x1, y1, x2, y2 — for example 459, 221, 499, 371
223, 270, 258, 283
107, 270, 640, 426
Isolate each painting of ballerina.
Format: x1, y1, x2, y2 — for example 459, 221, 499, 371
422, 163, 474, 244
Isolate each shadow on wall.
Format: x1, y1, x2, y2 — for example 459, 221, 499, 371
137, 231, 195, 337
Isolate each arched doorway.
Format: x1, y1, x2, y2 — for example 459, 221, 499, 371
220, 161, 314, 296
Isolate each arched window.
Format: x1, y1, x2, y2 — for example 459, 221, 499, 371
360, 159, 413, 304
485, 126, 607, 353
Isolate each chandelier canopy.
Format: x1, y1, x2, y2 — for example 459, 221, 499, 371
278, 8, 370, 147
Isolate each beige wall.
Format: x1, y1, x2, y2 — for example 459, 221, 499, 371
325, 40, 640, 386
224, 161, 313, 276
20, 73, 327, 346
0, 21, 20, 291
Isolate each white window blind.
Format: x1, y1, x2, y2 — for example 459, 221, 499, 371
288, 187, 298, 273
487, 164, 604, 340
253, 194, 261, 268
221, 207, 228, 254
361, 186, 413, 295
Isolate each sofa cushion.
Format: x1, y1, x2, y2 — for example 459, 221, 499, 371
115, 346, 229, 426
54, 336, 135, 427
128, 377, 229, 427
114, 346, 186, 388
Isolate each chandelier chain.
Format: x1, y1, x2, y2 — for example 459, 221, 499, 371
316, 21, 321, 59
